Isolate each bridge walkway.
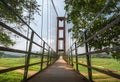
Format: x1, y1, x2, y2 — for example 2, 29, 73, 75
27, 56, 89, 82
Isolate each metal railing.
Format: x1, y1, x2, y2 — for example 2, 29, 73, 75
0, 22, 58, 82
64, 16, 120, 82
0, 0, 59, 81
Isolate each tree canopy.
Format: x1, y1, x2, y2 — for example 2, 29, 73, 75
65, 0, 120, 60
0, 0, 40, 47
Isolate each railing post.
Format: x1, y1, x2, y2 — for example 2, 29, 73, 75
49, 51, 52, 65
40, 42, 45, 71
68, 53, 70, 64
75, 42, 79, 72
84, 32, 92, 82
23, 31, 34, 81
71, 47, 73, 66
67, 51, 70, 64
47, 47, 50, 67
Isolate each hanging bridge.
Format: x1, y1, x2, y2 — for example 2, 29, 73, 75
0, 0, 120, 82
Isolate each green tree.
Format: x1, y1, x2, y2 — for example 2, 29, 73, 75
0, 52, 4, 58
0, 0, 40, 47
65, 0, 120, 60
0, 31, 15, 47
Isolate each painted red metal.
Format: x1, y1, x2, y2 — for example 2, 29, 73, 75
56, 17, 66, 54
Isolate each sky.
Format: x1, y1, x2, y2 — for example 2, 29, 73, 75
8, 0, 85, 53
5, 0, 120, 55
10, 0, 67, 52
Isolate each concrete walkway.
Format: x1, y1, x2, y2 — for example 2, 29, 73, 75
27, 56, 89, 82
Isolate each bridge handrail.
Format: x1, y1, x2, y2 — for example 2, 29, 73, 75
0, 0, 55, 52
0, 21, 58, 81
65, 16, 120, 81
0, 1, 58, 81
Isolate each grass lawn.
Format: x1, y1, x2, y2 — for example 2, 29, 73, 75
0, 57, 48, 82
0, 57, 47, 68
0, 72, 23, 82
73, 58, 120, 82
0, 58, 25, 67
0, 57, 120, 82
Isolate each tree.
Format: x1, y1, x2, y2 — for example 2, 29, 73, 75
65, 0, 120, 60
0, 31, 15, 47
0, 0, 40, 47
0, 0, 40, 24
0, 52, 4, 58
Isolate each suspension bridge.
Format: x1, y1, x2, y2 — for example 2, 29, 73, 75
0, 0, 120, 82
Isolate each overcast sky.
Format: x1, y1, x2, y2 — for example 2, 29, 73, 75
11, 0, 67, 52
10, 0, 85, 53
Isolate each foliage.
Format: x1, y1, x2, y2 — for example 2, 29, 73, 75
0, 31, 15, 47
0, 0, 40, 47
0, 0, 40, 24
65, 0, 120, 60
0, 52, 4, 58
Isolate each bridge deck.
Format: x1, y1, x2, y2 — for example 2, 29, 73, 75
27, 56, 89, 82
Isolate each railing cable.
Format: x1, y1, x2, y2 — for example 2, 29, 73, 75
84, 0, 113, 32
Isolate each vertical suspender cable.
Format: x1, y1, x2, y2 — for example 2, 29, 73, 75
50, 1, 53, 49
50, 0, 52, 46
47, 0, 49, 44
41, 0, 44, 45
26, 1, 31, 51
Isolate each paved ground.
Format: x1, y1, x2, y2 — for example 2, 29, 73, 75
27, 56, 89, 82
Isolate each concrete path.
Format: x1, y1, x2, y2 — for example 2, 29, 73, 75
27, 56, 89, 82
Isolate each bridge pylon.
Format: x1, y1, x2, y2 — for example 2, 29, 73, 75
56, 17, 66, 55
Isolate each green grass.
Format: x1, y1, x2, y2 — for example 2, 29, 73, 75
29, 57, 41, 64
91, 58, 120, 71
73, 58, 120, 82
28, 65, 40, 71
0, 58, 120, 82
0, 58, 25, 67
0, 72, 23, 82
0, 57, 47, 68
73, 58, 120, 72
0, 57, 48, 71
0, 57, 48, 82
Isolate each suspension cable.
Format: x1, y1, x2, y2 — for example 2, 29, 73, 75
0, 0, 55, 51
51, 0, 59, 17
68, 0, 114, 50
84, 0, 113, 32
